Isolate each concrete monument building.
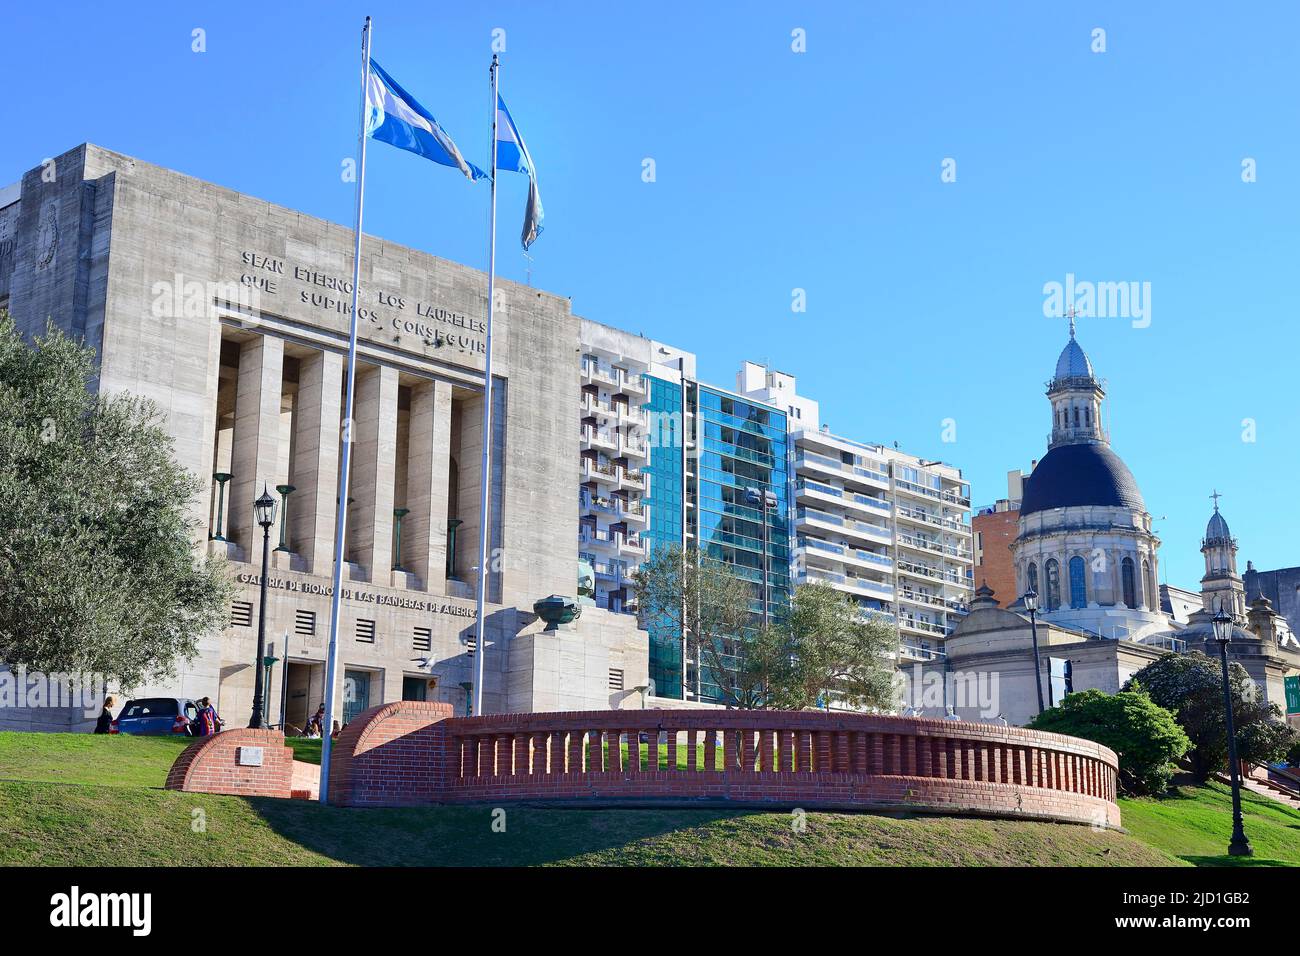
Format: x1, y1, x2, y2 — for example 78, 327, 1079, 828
0, 144, 647, 730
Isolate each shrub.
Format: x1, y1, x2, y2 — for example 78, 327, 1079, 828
1028, 688, 1189, 795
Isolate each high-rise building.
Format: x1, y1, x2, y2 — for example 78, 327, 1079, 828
577, 320, 694, 617
734, 363, 974, 663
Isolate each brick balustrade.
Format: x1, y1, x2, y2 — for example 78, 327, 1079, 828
326, 702, 1121, 827
164, 728, 294, 798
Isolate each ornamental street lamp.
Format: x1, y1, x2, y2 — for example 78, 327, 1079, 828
1213, 604, 1253, 857
744, 487, 778, 630
250, 484, 278, 730
1022, 587, 1046, 716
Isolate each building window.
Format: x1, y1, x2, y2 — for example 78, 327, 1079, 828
608, 668, 624, 691
295, 609, 316, 636
230, 601, 253, 628
1069, 556, 1086, 609
1122, 557, 1137, 609
1044, 559, 1061, 611
1027, 562, 1039, 597
356, 619, 376, 644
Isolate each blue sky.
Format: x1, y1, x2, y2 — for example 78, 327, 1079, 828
3, 1, 1297, 590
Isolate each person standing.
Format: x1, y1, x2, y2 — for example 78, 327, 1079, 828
93, 695, 116, 734
195, 697, 222, 736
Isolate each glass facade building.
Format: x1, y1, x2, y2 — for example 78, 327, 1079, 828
692, 383, 791, 701
642, 375, 687, 697
640, 376, 791, 703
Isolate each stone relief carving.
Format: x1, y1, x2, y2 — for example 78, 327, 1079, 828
36, 200, 59, 272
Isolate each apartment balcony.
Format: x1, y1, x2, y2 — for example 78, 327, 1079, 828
895, 505, 969, 536
797, 536, 894, 576
795, 450, 891, 490
794, 478, 892, 522
617, 499, 648, 524
578, 525, 618, 550
618, 531, 646, 556
795, 506, 893, 550
619, 370, 647, 396
580, 425, 618, 452
899, 616, 952, 639
580, 457, 618, 485
802, 568, 894, 602
616, 404, 648, 428
898, 642, 947, 662
580, 394, 616, 417
581, 359, 618, 387
620, 433, 648, 460
893, 477, 972, 510
895, 559, 966, 587
896, 589, 968, 615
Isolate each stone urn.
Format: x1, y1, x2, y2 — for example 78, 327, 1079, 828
534, 594, 581, 631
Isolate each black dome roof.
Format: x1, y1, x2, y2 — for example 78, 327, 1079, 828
1020, 443, 1146, 517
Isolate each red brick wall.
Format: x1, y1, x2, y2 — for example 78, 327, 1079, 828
164, 728, 294, 798
973, 509, 1019, 606
327, 700, 455, 807
327, 706, 1121, 828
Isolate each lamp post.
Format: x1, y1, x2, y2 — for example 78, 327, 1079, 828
745, 487, 778, 630
1022, 587, 1045, 716
250, 484, 278, 729
1213, 605, 1253, 857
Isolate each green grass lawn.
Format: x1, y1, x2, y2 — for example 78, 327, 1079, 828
1119, 777, 1300, 867
0, 731, 193, 788
0, 731, 1293, 867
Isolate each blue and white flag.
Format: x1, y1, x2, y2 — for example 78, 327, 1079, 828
366, 59, 484, 181
495, 94, 543, 249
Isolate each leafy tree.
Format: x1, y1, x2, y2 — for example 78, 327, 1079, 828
758, 582, 896, 712
1027, 688, 1190, 795
0, 313, 231, 688
1124, 652, 1296, 779
631, 543, 755, 706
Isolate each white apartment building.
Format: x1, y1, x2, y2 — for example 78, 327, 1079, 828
577, 319, 695, 614
735, 362, 975, 662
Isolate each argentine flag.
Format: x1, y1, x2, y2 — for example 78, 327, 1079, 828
495, 95, 544, 250
366, 59, 484, 181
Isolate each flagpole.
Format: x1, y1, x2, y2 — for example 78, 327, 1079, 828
471, 54, 500, 717
319, 15, 372, 803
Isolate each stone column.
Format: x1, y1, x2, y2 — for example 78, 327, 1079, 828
291, 349, 344, 574
349, 364, 400, 581
229, 334, 284, 560
404, 379, 453, 591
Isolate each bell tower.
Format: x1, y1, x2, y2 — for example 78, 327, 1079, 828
1047, 317, 1107, 449
1200, 491, 1246, 623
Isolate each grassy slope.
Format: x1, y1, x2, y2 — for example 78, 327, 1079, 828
1120, 779, 1300, 867
0, 731, 1280, 867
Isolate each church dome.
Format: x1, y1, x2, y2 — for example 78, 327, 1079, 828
1019, 443, 1146, 517
1053, 337, 1094, 383
1206, 508, 1231, 542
